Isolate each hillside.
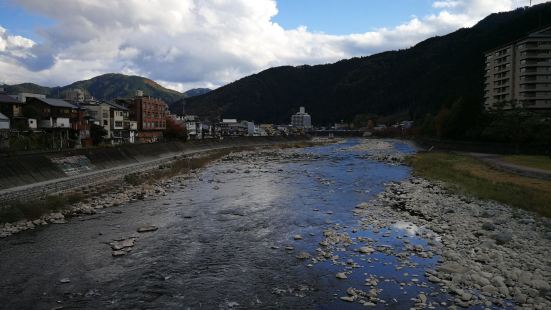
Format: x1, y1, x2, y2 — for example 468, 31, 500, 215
3, 73, 188, 104
186, 3, 551, 125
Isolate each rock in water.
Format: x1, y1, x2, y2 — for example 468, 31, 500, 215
336, 272, 348, 279
340, 296, 355, 302
112, 250, 126, 257
137, 226, 158, 233
296, 251, 311, 260
293, 234, 303, 240
359, 246, 375, 254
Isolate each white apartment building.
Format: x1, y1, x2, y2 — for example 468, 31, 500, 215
291, 106, 312, 129
484, 26, 551, 110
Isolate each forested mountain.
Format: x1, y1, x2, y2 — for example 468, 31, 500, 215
3, 73, 185, 103
186, 3, 551, 125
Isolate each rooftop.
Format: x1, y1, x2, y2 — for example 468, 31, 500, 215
0, 94, 19, 104
31, 97, 78, 109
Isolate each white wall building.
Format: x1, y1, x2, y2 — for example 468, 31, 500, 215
0, 112, 9, 130
291, 106, 312, 129
11, 93, 46, 103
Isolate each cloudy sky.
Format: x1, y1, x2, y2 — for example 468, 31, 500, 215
0, 0, 547, 91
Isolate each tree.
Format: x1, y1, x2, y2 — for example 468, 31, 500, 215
90, 124, 107, 145
164, 117, 187, 141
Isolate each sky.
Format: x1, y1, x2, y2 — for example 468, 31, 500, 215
0, 0, 547, 92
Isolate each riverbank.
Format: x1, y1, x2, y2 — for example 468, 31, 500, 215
342, 140, 551, 309
0, 138, 329, 238
408, 152, 551, 217
355, 177, 551, 309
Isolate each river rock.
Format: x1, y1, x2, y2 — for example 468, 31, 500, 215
293, 234, 303, 240
340, 296, 355, 302
112, 250, 126, 257
359, 246, 375, 254
493, 232, 512, 245
296, 252, 311, 260
336, 272, 348, 279
137, 226, 158, 233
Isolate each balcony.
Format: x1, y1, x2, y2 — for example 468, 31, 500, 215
38, 118, 71, 129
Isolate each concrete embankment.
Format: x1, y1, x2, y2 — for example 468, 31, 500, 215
0, 136, 309, 205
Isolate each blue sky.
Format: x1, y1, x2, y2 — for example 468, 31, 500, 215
5, 0, 437, 39
0, 1, 53, 41
274, 0, 436, 34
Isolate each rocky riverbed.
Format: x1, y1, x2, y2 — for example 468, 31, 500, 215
351, 177, 551, 309
0, 139, 549, 309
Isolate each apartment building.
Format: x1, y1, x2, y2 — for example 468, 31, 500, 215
484, 26, 551, 111
128, 92, 167, 143
291, 106, 312, 129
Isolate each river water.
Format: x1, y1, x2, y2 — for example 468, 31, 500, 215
0, 139, 454, 309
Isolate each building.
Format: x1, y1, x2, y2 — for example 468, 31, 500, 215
26, 98, 78, 129
484, 26, 551, 111
83, 102, 112, 138
128, 92, 167, 143
240, 121, 257, 136
219, 119, 241, 136
63, 88, 87, 103
0, 112, 9, 130
26, 98, 79, 149
291, 106, 312, 129
11, 93, 46, 103
104, 101, 137, 144
0, 93, 25, 129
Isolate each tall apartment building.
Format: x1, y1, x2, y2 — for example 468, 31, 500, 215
484, 26, 551, 111
291, 106, 312, 129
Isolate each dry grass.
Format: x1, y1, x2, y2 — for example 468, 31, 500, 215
499, 155, 551, 172
0, 194, 83, 224
408, 152, 551, 217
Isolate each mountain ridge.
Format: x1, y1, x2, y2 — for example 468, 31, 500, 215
2, 73, 210, 103
185, 3, 551, 125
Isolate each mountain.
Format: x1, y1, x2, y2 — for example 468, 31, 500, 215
4, 73, 184, 104
184, 88, 211, 97
186, 3, 551, 125
168, 88, 213, 116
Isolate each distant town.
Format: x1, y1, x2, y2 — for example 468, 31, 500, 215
0, 86, 416, 151
0, 86, 320, 151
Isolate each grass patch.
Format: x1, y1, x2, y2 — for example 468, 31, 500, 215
499, 155, 551, 171
124, 149, 238, 186
0, 194, 83, 224
408, 152, 551, 217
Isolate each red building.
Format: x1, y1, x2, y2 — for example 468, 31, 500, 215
129, 94, 167, 143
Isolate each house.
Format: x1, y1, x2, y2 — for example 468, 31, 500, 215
25, 98, 78, 129
0, 112, 9, 130
105, 101, 136, 144
25, 97, 79, 149
0, 93, 26, 129
11, 92, 46, 103
83, 101, 112, 139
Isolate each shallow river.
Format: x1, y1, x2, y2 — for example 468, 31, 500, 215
0, 139, 458, 309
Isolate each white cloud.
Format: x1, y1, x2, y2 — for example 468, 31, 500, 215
0, 0, 548, 92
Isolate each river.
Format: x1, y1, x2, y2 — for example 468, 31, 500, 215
0, 139, 457, 309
